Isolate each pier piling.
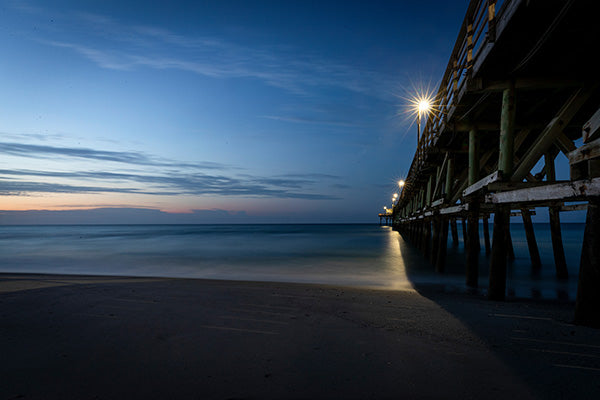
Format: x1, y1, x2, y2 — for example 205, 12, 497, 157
431, 217, 441, 265
466, 202, 480, 288
482, 215, 491, 255
489, 207, 509, 300
574, 197, 600, 327
521, 209, 542, 271
450, 219, 459, 247
435, 217, 449, 273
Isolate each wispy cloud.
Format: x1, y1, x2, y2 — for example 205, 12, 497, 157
0, 141, 227, 170
0, 142, 341, 200
0, 180, 145, 196
22, 7, 390, 97
260, 115, 360, 128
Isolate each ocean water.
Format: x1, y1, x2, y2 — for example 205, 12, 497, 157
0, 223, 586, 300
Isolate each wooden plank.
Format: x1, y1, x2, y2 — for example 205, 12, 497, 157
485, 177, 600, 204
559, 203, 587, 212
488, 181, 548, 192
439, 203, 469, 215
509, 210, 536, 216
431, 198, 445, 208
567, 137, 600, 165
583, 107, 600, 143
463, 170, 500, 197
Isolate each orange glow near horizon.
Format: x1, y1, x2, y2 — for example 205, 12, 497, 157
0, 193, 321, 217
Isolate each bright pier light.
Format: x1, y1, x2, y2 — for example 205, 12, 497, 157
418, 99, 430, 116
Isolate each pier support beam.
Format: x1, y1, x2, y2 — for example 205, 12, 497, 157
468, 128, 480, 188
489, 207, 509, 300
468, 128, 481, 254
521, 209, 542, 271
489, 82, 515, 300
549, 207, 568, 278
498, 82, 516, 178
450, 219, 459, 247
466, 201, 480, 288
430, 217, 441, 265
445, 156, 454, 201
574, 197, 600, 327
482, 215, 491, 255
546, 152, 568, 279
435, 217, 449, 273
423, 220, 432, 258
507, 227, 515, 261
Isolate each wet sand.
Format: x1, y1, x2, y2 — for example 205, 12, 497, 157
1, 273, 599, 399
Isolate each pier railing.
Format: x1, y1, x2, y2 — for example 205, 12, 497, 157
405, 0, 507, 199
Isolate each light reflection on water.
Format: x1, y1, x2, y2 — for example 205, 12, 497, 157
379, 226, 414, 291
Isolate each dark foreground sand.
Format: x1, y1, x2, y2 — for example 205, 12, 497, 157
1, 274, 599, 399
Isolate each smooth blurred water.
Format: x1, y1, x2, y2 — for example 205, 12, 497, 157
0, 223, 585, 299
0, 224, 413, 290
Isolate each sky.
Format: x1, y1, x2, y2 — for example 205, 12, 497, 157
0, 0, 470, 224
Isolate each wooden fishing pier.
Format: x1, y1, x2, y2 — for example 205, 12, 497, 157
390, 0, 600, 327
379, 211, 393, 226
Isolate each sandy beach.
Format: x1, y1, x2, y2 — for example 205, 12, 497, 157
1, 273, 599, 399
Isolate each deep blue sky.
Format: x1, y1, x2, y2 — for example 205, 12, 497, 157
0, 0, 469, 223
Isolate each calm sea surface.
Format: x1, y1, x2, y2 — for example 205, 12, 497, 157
0, 223, 585, 300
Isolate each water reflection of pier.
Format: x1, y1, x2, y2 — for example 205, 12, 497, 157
389, 0, 600, 327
